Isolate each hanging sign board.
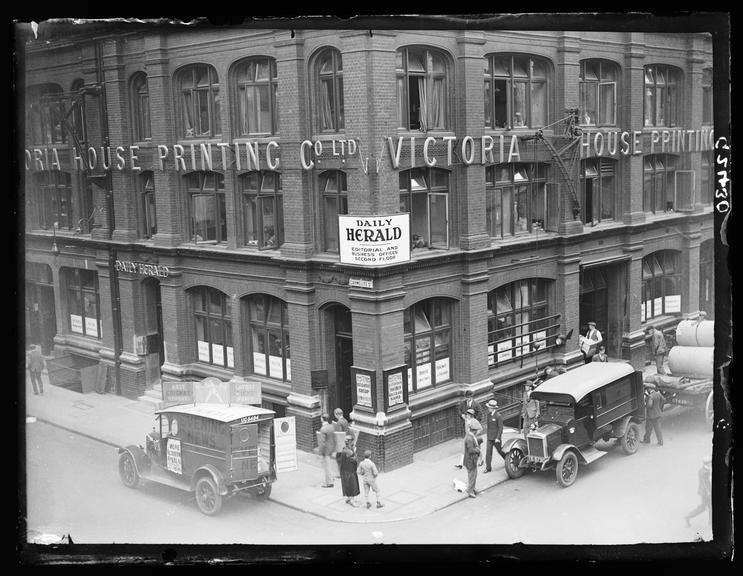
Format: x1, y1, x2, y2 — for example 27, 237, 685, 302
161, 378, 262, 406
338, 214, 410, 266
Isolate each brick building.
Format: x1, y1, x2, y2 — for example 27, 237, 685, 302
22, 24, 716, 470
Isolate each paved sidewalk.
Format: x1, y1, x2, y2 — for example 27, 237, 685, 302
23, 373, 514, 523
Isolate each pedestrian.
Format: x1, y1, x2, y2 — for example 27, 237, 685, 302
337, 434, 360, 506
685, 456, 712, 528
333, 407, 350, 433
455, 390, 483, 469
26, 344, 46, 395
581, 321, 603, 363
521, 381, 540, 434
358, 450, 384, 509
463, 421, 481, 498
592, 345, 609, 362
318, 413, 337, 487
641, 384, 664, 446
646, 326, 668, 375
483, 399, 505, 473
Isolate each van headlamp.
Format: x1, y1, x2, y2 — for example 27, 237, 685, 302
569, 427, 575, 434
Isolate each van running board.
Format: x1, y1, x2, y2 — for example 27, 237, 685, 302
579, 446, 609, 465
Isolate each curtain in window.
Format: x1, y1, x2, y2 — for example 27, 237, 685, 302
417, 77, 427, 132
319, 79, 334, 131
183, 92, 194, 136
430, 78, 444, 129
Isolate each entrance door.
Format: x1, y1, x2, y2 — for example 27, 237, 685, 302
333, 306, 354, 418
142, 278, 165, 386
25, 271, 57, 356
579, 267, 609, 352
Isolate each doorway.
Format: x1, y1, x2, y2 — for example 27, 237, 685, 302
329, 305, 354, 418
25, 263, 57, 355
142, 278, 164, 386
579, 264, 626, 358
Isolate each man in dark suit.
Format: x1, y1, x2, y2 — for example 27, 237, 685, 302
641, 385, 664, 446
463, 421, 481, 498
456, 389, 483, 469
483, 399, 505, 473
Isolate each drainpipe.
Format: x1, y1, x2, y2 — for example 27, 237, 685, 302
95, 40, 123, 395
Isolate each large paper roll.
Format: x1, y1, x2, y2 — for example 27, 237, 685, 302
668, 346, 713, 379
675, 320, 714, 347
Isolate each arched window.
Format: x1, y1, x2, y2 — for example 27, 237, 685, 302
320, 170, 348, 252
397, 47, 448, 131
185, 171, 227, 243
27, 84, 65, 145
65, 268, 101, 339
399, 167, 450, 250
36, 171, 72, 230
485, 163, 554, 237
246, 294, 291, 381
240, 170, 282, 249
484, 54, 550, 129
314, 48, 344, 132
191, 286, 233, 367
644, 64, 682, 127
131, 72, 151, 141
487, 279, 556, 366
177, 64, 221, 138
580, 158, 616, 224
139, 171, 157, 239
404, 298, 452, 392
643, 155, 677, 213
234, 57, 278, 136
579, 59, 618, 126
641, 251, 681, 321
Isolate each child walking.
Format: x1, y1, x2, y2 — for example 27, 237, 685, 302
358, 450, 384, 509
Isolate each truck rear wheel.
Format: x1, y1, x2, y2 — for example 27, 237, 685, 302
620, 422, 641, 455
504, 447, 526, 479
255, 483, 272, 501
556, 451, 579, 488
195, 476, 223, 516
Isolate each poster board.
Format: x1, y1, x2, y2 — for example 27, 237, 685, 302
383, 365, 409, 411
350, 366, 376, 412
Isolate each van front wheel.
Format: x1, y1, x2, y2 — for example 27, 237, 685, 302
556, 451, 579, 488
504, 448, 526, 479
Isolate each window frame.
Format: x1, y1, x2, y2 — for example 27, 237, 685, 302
702, 68, 713, 125
320, 170, 348, 253
314, 47, 344, 133
484, 54, 551, 130
131, 72, 152, 142
185, 171, 227, 244
643, 154, 678, 214
36, 171, 73, 230
65, 268, 101, 339
399, 167, 450, 250
191, 286, 233, 368
643, 64, 682, 128
27, 84, 67, 145
403, 299, 452, 393
578, 59, 618, 127
246, 294, 291, 382
177, 64, 222, 139
139, 171, 157, 239
234, 57, 278, 137
396, 46, 449, 132
579, 157, 616, 224
239, 170, 283, 249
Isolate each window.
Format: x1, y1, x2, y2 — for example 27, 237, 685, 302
234, 57, 278, 136
488, 279, 556, 367
240, 171, 282, 249
36, 171, 72, 230
65, 268, 101, 338
644, 64, 682, 127
192, 287, 233, 367
484, 54, 550, 129
186, 171, 227, 243
702, 68, 713, 125
399, 167, 449, 250
404, 299, 451, 393
139, 171, 157, 239
397, 47, 448, 131
641, 251, 681, 321
320, 170, 348, 252
27, 84, 66, 145
643, 155, 677, 213
700, 151, 713, 205
579, 60, 617, 126
131, 73, 151, 141
314, 48, 344, 132
580, 158, 616, 224
178, 64, 221, 138
246, 294, 290, 381
485, 163, 555, 237
70, 79, 87, 144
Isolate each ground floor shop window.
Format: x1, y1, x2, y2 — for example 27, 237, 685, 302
246, 294, 290, 381
191, 286, 233, 368
404, 298, 451, 393
488, 278, 556, 366
65, 268, 101, 338
641, 250, 681, 321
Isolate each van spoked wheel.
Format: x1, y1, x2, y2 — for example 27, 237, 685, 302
195, 476, 223, 516
620, 422, 641, 455
255, 483, 272, 501
504, 448, 526, 479
118, 452, 139, 488
556, 451, 579, 488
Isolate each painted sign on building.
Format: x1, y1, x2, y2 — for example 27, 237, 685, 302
339, 215, 410, 266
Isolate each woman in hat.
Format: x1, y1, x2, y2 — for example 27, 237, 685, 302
337, 433, 361, 506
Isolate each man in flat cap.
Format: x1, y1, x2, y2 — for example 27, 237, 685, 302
483, 399, 505, 473
581, 321, 603, 363
463, 420, 482, 498
455, 389, 483, 469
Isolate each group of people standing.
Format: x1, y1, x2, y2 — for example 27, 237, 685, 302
317, 408, 383, 509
